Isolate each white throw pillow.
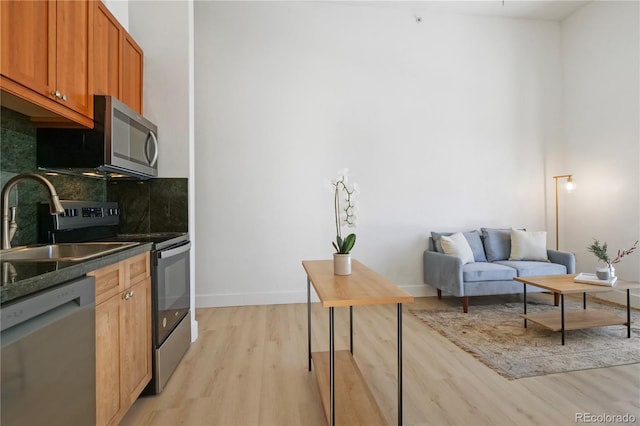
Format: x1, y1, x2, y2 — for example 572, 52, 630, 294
440, 232, 475, 265
509, 229, 548, 261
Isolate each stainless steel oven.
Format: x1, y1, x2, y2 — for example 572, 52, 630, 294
155, 240, 190, 345
145, 235, 192, 394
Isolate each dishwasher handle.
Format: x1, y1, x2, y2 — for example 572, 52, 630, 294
1, 275, 95, 332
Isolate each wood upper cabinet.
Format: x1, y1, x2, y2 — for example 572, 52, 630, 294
0, 0, 93, 127
0, 1, 55, 100
91, 252, 151, 426
122, 33, 144, 114
93, 1, 121, 100
93, 1, 144, 114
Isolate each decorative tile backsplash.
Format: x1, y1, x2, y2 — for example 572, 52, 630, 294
1, 107, 106, 245
1, 107, 188, 245
108, 179, 188, 234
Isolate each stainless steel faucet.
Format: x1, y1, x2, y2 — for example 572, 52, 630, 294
1, 173, 65, 249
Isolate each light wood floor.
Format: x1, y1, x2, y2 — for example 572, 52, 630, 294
121, 296, 640, 426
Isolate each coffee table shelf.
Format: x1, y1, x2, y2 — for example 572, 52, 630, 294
521, 309, 627, 332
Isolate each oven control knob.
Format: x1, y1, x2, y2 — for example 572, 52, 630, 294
162, 317, 167, 328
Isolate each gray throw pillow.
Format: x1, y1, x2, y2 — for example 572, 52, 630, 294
481, 228, 512, 262
431, 230, 487, 262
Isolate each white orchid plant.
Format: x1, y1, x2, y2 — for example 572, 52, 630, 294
329, 169, 360, 254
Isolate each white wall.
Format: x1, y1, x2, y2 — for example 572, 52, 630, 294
129, 1, 190, 178
194, 2, 563, 307
103, 0, 129, 30
559, 1, 640, 304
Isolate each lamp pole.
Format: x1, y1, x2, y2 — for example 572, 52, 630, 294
553, 174, 573, 250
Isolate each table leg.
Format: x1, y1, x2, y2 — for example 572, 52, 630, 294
350, 306, 354, 355
307, 277, 312, 372
561, 294, 565, 345
627, 289, 631, 338
523, 283, 527, 328
329, 307, 335, 426
398, 303, 403, 426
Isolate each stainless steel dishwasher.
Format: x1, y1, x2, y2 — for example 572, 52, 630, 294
1, 275, 96, 426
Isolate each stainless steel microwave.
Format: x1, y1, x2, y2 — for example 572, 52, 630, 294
37, 95, 158, 179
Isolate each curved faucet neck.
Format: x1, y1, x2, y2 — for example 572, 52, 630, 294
1, 173, 65, 249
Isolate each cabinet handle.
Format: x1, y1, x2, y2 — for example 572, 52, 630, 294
122, 290, 135, 300
49, 90, 67, 101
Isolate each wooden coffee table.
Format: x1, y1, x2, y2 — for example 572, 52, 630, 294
514, 274, 640, 345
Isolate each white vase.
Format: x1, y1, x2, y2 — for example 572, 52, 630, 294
333, 253, 351, 275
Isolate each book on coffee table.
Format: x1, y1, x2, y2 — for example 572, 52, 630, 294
573, 272, 617, 286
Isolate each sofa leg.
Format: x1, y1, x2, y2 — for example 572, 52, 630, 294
437, 289, 442, 299
554, 293, 559, 306
462, 296, 469, 313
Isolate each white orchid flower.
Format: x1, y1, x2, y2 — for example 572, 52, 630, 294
327, 168, 360, 254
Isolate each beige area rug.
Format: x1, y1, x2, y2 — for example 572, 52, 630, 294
410, 295, 640, 379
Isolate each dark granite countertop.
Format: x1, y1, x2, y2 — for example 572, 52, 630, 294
1, 242, 153, 305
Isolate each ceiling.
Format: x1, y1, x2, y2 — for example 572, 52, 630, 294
336, 1, 591, 21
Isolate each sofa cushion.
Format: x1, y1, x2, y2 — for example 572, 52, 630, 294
431, 230, 487, 262
462, 262, 517, 282
441, 233, 475, 264
495, 260, 567, 277
509, 229, 548, 261
481, 228, 512, 262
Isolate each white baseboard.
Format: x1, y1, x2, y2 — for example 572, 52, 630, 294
191, 319, 199, 342
195, 285, 639, 309
195, 283, 435, 308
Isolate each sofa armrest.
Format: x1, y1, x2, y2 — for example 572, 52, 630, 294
547, 249, 576, 274
423, 250, 464, 297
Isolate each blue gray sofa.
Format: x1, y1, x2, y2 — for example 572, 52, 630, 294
423, 228, 576, 312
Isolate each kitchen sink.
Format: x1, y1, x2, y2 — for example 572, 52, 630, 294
0, 242, 139, 262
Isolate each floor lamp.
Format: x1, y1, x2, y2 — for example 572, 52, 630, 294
553, 174, 575, 250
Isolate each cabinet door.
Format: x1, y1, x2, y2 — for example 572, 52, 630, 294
122, 33, 144, 114
124, 252, 150, 288
93, 1, 121, 99
96, 296, 123, 426
55, 0, 93, 118
120, 277, 152, 406
0, 0, 56, 98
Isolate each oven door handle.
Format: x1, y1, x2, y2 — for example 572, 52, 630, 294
158, 242, 191, 259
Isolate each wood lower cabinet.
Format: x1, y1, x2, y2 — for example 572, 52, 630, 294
93, 0, 144, 114
0, 0, 93, 127
91, 252, 151, 426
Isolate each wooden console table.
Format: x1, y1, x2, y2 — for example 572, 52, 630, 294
302, 259, 414, 425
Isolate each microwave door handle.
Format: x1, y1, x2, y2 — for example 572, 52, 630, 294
147, 131, 159, 167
